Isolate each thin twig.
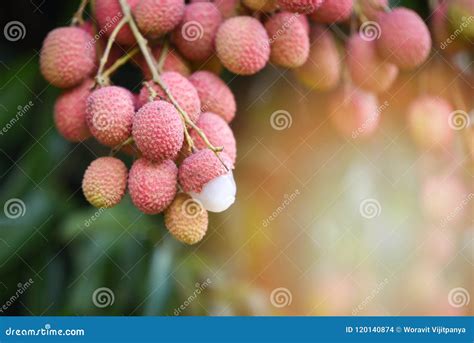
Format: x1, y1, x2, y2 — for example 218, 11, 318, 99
156, 38, 170, 73
71, 0, 90, 26
102, 47, 140, 80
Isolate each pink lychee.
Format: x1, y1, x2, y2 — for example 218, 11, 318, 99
134, 0, 185, 38
278, 0, 323, 14
310, 0, 353, 23
136, 45, 191, 80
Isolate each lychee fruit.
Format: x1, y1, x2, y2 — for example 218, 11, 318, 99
358, 0, 388, 20
133, 100, 184, 161
407, 96, 454, 149
243, 0, 278, 12
164, 193, 209, 245
191, 0, 239, 18
138, 72, 201, 122
134, 0, 185, 38
310, 0, 353, 23
265, 11, 310, 68
376, 7, 432, 70
190, 112, 237, 164
179, 149, 236, 212
294, 26, 341, 91
278, 0, 323, 13
86, 86, 135, 147
40, 27, 96, 88
432, 1, 464, 54
54, 79, 93, 142
172, 2, 222, 62
136, 45, 191, 80
346, 33, 398, 93
188, 71, 236, 122
215, 16, 270, 75
82, 157, 128, 208
448, 0, 474, 39
328, 84, 380, 139
94, 0, 140, 46
128, 158, 178, 214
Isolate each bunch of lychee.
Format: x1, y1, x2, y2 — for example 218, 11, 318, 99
40, 0, 467, 244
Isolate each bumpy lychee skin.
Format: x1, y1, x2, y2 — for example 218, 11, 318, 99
328, 85, 380, 139
265, 11, 310, 68
95, 0, 139, 46
82, 157, 128, 208
215, 16, 270, 75
376, 8, 432, 70
243, 0, 278, 12
172, 2, 222, 62
358, 0, 388, 20
188, 71, 236, 122
86, 86, 135, 147
407, 96, 454, 149
133, 101, 184, 162
191, 112, 237, 164
54, 79, 93, 142
310, 0, 353, 23
136, 45, 191, 80
134, 0, 184, 38
138, 72, 201, 122
40, 27, 96, 88
164, 193, 209, 245
128, 158, 178, 214
191, 0, 238, 18
294, 26, 340, 91
347, 33, 398, 93
278, 0, 323, 13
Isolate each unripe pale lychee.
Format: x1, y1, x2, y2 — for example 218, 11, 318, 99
328, 85, 380, 139
347, 33, 398, 93
310, 0, 353, 23
243, 0, 278, 12
128, 158, 178, 214
136, 45, 191, 80
278, 0, 323, 13
191, 112, 237, 164
134, 0, 185, 38
215, 16, 270, 75
407, 96, 454, 149
265, 11, 310, 68
376, 8, 432, 70
133, 100, 184, 162
172, 2, 222, 62
54, 79, 93, 142
138, 72, 201, 122
40, 27, 96, 88
82, 157, 128, 208
358, 0, 388, 20
188, 71, 236, 122
86, 86, 135, 147
294, 26, 341, 91
164, 193, 209, 245
448, 0, 474, 39
191, 0, 238, 18
179, 149, 236, 212
95, 0, 140, 46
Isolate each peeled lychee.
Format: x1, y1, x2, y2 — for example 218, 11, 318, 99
86, 86, 135, 147
407, 96, 454, 149
358, 0, 388, 20
95, 0, 140, 46
128, 158, 178, 214
190, 112, 237, 164
278, 0, 323, 13
310, 0, 353, 23
328, 85, 380, 139
188, 71, 236, 122
40, 27, 96, 88
138, 72, 201, 122
243, 0, 278, 12
294, 26, 341, 91
54, 79, 93, 142
347, 33, 398, 93
179, 149, 236, 212
215, 16, 270, 75
164, 193, 209, 245
134, 0, 185, 38
265, 11, 310, 68
82, 157, 128, 208
376, 7, 432, 70
136, 45, 191, 80
172, 2, 222, 62
132, 100, 184, 162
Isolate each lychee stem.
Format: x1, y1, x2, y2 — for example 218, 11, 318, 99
156, 38, 170, 73
102, 47, 140, 80
71, 0, 89, 26
117, 0, 228, 170
110, 136, 134, 156
95, 17, 128, 86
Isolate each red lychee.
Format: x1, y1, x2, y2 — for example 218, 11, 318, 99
278, 0, 323, 14
136, 45, 191, 80
134, 0, 185, 38
310, 0, 353, 23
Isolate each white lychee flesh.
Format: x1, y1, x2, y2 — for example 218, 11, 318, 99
189, 171, 236, 212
